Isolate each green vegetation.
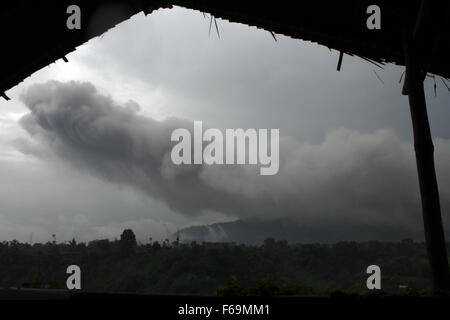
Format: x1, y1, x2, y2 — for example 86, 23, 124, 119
0, 230, 442, 295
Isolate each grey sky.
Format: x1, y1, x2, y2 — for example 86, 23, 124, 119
0, 7, 449, 243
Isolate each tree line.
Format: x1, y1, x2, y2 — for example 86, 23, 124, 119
0, 229, 442, 296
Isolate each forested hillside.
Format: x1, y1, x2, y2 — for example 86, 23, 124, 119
0, 229, 440, 295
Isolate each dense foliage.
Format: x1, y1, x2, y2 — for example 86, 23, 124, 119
0, 230, 442, 295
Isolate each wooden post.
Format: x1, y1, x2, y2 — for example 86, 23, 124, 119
404, 38, 450, 292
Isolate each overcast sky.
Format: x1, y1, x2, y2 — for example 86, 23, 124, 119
1, 7, 449, 243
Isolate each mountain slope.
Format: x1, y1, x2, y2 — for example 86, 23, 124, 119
178, 218, 432, 245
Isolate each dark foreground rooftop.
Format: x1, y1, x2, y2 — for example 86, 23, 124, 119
1, 1, 449, 98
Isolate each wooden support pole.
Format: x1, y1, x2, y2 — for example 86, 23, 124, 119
404, 38, 450, 292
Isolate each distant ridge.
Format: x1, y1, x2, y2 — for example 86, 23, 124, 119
177, 218, 439, 245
